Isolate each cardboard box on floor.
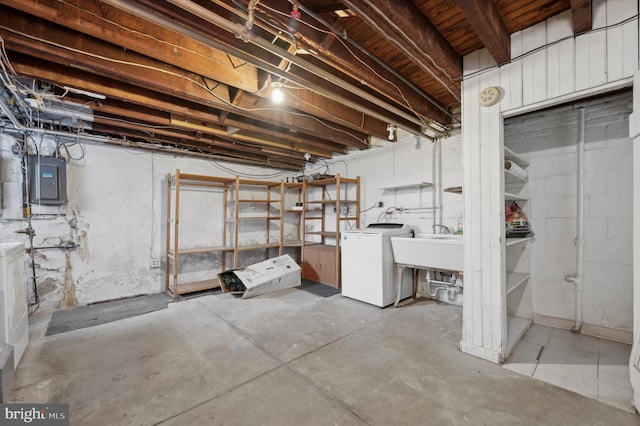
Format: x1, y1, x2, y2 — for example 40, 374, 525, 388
218, 254, 301, 299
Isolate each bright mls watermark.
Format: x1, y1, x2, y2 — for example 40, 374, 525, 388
1, 404, 69, 425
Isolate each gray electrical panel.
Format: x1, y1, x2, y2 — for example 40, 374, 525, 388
28, 155, 67, 205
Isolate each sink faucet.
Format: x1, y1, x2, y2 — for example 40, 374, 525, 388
433, 224, 452, 234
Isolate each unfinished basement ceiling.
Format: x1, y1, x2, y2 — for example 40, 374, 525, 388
0, 0, 589, 170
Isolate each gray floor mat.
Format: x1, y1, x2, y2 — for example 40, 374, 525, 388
46, 293, 171, 336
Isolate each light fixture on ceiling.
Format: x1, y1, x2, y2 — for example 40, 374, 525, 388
386, 124, 397, 141
271, 81, 284, 103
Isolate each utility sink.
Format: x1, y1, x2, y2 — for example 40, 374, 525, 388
390, 233, 463, 272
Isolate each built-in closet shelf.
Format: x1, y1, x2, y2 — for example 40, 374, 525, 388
504, 146, 529, 167
504, 169, 527, 185
505, 192, 528, 202
505, 237, 530, 247
506, 272, 530, 294
378, 182, 433, 191
506, 315, 532, 357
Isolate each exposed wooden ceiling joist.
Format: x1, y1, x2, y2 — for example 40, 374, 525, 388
340, 0, 462, 100
0, 0, 578, 169
570, 0, 593, 34
454, 0, 511, 65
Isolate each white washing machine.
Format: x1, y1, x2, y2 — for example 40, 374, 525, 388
0, 242, 28, 369
341, 223, 413, 307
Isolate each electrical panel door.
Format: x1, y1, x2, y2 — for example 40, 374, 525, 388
28, 155, 67, 205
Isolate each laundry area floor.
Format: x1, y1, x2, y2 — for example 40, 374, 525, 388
10, 288, 639, 425
504, 324, 634, 412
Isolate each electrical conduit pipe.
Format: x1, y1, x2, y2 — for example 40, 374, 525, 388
565, 107, 585, 333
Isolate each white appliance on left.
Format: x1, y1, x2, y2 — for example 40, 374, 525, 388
0, 242, 29, 368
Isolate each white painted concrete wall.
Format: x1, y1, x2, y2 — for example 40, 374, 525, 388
504, 91, 633, 333
0, 133, 295, 311
327, 131, 464, 304
461, 2, 638, 362
328, 131, 463, 234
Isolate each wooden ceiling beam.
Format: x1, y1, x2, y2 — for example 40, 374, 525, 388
128, 0, 437, 133
245, 0, 454, 124
1, 9, 376, 149
90, 121, 306, 169
453, 0, 511, 65
570, 0, 592, 34
67, 95, 344, 157
1, 0, 260, 93
340, 0, 461, 97
8, 56, 343, 157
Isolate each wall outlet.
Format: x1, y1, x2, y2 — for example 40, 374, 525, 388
150, 259, 161, 268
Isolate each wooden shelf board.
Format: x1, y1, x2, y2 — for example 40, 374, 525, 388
174, 173, 234, 185
236, 243, 281, 251
305, 177, 358, 186
338, 216, 358, 221
506, 315, 532, 357
305, 231, 337, 237
173, 278, 221, 295
231, 179, 281, 187
230, 216, 282, 221
506, 272, 530, 294
237, 199, 281, 203
282, 240, 303, 247
303, 216, 323, 220
170, 246, 234, 255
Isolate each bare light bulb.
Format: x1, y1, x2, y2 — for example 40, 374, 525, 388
271, 82, 284, 103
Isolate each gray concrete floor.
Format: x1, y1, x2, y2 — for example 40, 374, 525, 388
10, 288, 640, 425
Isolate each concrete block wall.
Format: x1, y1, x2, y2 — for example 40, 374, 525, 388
504, 90, 633, 333
329, 130, 464, 234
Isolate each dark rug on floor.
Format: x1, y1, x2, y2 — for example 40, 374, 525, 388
298, 279, 341, 298
46, 293, 171, 336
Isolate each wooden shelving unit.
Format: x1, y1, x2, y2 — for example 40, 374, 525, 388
165, 171, 360, 298
301, 174, 360, 288
165, 170, 235, 300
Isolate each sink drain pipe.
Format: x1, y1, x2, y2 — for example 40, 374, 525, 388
565, 107, 585, 333
426, 270, 460, 300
